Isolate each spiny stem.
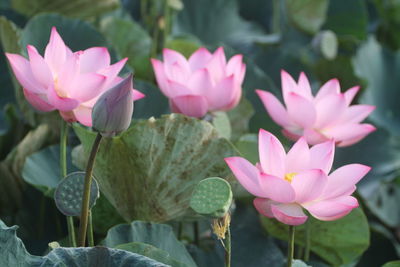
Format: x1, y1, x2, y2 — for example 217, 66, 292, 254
287, 226, 295, 267
78, 133, 102, 247
60, 121, 76, 247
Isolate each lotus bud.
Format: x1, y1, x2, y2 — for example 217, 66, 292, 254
92, 74, 134, 137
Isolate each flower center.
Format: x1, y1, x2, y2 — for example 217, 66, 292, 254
284, 172, 297, 183
54, 77, 68, 98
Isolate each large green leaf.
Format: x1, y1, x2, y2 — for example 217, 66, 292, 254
73, 114, 237, 222
0, 220, 167, 266
383, 261, 400, 267
116, 242, 189, 267
353, 36, 400, 135
323, 0, 367, 40
103, 221, 196, 267
175, 0, 268, 49
261, 208, 370, 266
11, 0, 119, 19
20, 13, 109, 54
22, 145, 76, 196
99, 13, 152, 80
285, 0, 329, 35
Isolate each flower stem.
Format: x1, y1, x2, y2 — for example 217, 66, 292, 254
304, 220, 311, 261
224, 225, 231, 267
87, 211, 94, 247
287, 226, 295, 267
78, 133, 102, 247
60, 121, 76, 247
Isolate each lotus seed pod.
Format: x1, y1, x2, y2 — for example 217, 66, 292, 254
190, 177, 233, 218
54, 172, 99, 216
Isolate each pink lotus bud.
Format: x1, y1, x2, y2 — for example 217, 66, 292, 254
256, 70, 376, 147
92, 74, 134, 137
5, 27, 144, 126
151, 47, 246, 118
225, 129, 371, 225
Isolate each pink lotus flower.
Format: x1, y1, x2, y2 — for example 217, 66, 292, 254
256, 71, 375, 147
225, 129, 370, 225
151, 47, 246, 118
5, 27, 144, 127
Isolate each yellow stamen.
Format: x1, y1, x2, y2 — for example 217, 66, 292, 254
212, 213, 231, 240
284, 172, 297, 183
54, 77, 68, 98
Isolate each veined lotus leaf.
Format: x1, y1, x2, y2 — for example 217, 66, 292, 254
0, 220, 167, 267
73, 113, 237, 222
104, 221, 196, 267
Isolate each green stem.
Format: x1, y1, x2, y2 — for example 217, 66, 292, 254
60, 121, 76, 247
78, 133, 102, 247
287, 226, 295, 267
224, 226, 231, 267
87, 211, 94, 247
304, 220, 311, 261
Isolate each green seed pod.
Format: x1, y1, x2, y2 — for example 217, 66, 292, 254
54, 172, 99, 216
190, 177, 233, 218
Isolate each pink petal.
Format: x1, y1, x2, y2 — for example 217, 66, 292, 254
165, 61, 190, 84
188, 68, 213, 95
57, 52, 80, 96
320, 164, 371, 200
309, 140, 335, 174
315, 78, 340, 101
322, 123, 376, 146
315, 93, 347, 128
286, 92, 317, 128
47, 85, 80, 111
258, 129, 286, 178
68, 73, 106, 102
6, 53, 44, 93
207, 75, 235, 110
253, 198, 274, 218
256, 90, 291, 127
44, 27, 70, 74
226, 54, 244, 78
98, 58, 127, 92
79, 47, 110, 73
206, 47, 226, 82
23, 88, 54, 112
170, 95, 208, 117
151, 58, 170, 96
285, 137, 310, 173
260, 173, 296, 203
297, 72, 312, 100
188, 47, 213, 71
337, 126, 376, 147
304, 196, 358, 221
73, 105, 92, 127
271, 203, 308, 225
281, 70, 297, 104
303, 128, 329, 145
340, 105, 375, 124
167, 80, 192, 97
225, 157, 268, 198
162, 48, 190, 74
291, 169, 327, 203
343, 86, 360, 105
59, 110, 76, 123
27, 45, 53, 87
132, 89, 145, 101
